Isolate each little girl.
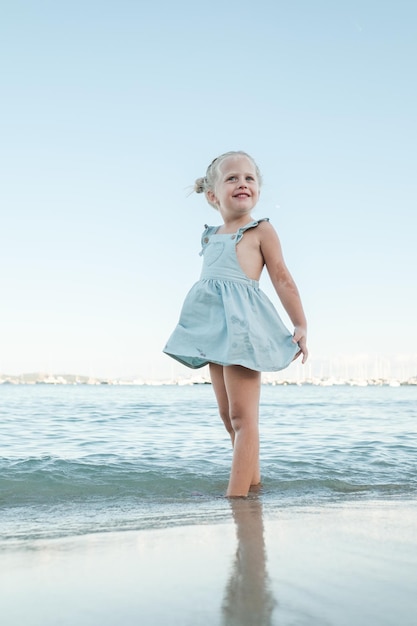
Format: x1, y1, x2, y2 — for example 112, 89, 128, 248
163, 151, 308, 497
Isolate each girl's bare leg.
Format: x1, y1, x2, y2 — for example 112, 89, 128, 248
210, 363, 261, 496
224, 365, 261, 496
210, 363, 235, 446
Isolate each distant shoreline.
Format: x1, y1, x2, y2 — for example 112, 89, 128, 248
1, 372, 416, 387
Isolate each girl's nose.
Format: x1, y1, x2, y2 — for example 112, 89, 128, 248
238, 179, 248, 188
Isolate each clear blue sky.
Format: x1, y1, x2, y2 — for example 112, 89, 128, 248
1, 1, 416, 379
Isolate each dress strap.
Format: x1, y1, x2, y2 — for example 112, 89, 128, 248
199, 218, 270, 254
235, 217, 269, 243
199, 224, 218, 256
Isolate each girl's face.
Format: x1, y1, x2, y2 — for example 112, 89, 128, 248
207, 155, 260, 215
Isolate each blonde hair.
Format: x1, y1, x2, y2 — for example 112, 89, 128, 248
194, 151, 263, 209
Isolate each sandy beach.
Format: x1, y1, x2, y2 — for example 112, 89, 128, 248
2, 499, 416, 626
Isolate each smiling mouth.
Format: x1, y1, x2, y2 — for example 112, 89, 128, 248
234, 193, 250, 198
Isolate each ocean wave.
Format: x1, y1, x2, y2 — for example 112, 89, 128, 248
1, 456, 415, 509
1, 385, 416, 543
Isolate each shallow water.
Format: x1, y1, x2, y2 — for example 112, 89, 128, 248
1, 384, 416, 542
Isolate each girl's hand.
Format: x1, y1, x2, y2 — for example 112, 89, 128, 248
292, 327, 308, 363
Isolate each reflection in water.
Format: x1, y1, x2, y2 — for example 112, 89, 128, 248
221, 496, 277, 625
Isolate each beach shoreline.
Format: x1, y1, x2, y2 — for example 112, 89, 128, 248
2, 498, 416, 626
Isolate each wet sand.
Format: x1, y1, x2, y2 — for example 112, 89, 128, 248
2, 500, 417, 625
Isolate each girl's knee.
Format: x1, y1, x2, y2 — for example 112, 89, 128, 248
224, 421, 234, 436
229, 397, 259, 428
230, 410, 257, 434
230, 414, 244, 433
219, 409, 234, 435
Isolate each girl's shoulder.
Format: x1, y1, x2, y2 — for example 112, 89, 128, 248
255, 219, 282, 248
235, 217, 271, 242
253, 217, 271, 230
256, 218, 277, 234
250, 218, 277, 239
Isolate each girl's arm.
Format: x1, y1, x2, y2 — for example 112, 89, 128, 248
259, 222, 308, 363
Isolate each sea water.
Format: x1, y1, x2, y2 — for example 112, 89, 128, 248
1, 384, 416, 544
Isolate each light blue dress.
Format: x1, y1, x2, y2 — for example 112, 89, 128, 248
163, 219, 298, 371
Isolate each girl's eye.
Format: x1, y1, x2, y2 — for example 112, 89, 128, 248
246, 176, 254, 181
227, 176, 237, 182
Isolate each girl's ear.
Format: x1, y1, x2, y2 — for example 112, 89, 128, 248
206, 190, 218, 207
